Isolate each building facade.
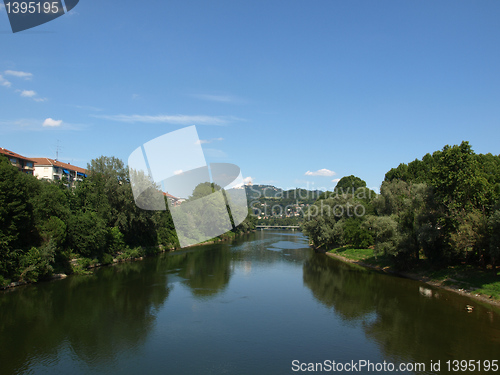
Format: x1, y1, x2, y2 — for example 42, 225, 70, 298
0, 147, 36, 175
32, 158, 87, 184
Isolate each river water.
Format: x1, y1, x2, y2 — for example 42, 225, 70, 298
1, 230, 499, 374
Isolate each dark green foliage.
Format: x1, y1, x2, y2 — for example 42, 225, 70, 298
334, 175, 367, 191
431, 142, 493, 212
304, 142, 500, 271
0, 156, 37, 278
67, 211, 108, 257
0, 154, 254, 285
38, 216, 67, 248
189, 182, 220, 200
0, 156, 36, 249
342, 218, 373, 248
302, 187, 375, 249
488, 210, 500, 266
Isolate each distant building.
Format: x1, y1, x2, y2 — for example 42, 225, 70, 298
0, 147, 36, 175
162, 191, 184, 206
32, 158, 87, 184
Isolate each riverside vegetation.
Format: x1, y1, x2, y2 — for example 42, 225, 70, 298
0, 155, 255, 287
302, 142, 500, 300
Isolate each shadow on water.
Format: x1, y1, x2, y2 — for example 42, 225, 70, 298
0, 260, 170, 374
229, 230, 311, 264
303, 253, 500, 372
162, 245, 232, 299
2, 231, 500, 374
0, 238, 246, 374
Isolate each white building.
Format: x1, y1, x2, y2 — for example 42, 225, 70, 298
32, 158, 87, 184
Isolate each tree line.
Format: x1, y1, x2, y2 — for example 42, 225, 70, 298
0, 155, 255, 286
302, 141, 500, 270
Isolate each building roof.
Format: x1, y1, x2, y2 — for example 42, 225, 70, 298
31, 157, 87, 174
162, 191, 180, 200
0, 147, 36, 162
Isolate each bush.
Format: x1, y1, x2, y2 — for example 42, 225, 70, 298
38, 216, 67, 247
107, 226, 125, 254
343, 218, 374, 248
18, 242, 56, 282
100, 253, 114, 265
0, 275, 8, 287
67, 211, 107, 257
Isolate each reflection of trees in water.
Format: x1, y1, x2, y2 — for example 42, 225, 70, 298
303, 254, 500, 369
175, 246, 232, 298
0, 260, 170, 374
230, 231, 312, 264
303, 254, 380, 321
162, 231, 309, 300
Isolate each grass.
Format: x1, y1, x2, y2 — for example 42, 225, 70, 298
328, 246, 500, 301
329, 246, 393, 268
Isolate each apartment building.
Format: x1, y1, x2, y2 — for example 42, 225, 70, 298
0, 147, 36, 175
32, 158, 87, 184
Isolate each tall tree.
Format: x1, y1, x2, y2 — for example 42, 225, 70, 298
335, 175, 367, 192
0, 156, 37, 279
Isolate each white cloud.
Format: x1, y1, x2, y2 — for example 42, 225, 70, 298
305, 168, 336, 177
0, 119, 38, 129
43, 118, 63, 127
15, 89, 46, 101
243, 176, 253, 185
194, 94, 245, 104
332, 178, 341, 183
196, 137, 224, 144
20, 90, 36, 97
174, 169, 183, 175
5, 70, 33, 80
0, 118, 81, 131
74, 105, 103, 111
0, 75, 11, 87
94, 114, 240, 126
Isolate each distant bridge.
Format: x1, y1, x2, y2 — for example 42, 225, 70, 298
256, 225, 301, 230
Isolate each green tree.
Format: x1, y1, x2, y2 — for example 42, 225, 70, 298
431, 141, 493, 212
67, 211, 108, 257
488, 209, 500, 270
335, 175, 367, 192
0, 156, 37, 279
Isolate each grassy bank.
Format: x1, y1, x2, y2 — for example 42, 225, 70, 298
327, 246, 500, 302
1, 230, 256, 290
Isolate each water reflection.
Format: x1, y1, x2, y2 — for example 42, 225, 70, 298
230, 231, 311, 264
303, 254, 500, 372
0, 260, 170, 374
2, 231, 500, 375
163, 246, 232, 299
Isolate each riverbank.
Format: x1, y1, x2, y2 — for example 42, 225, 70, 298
1, 230, 256, 291
324, 246, 500, 308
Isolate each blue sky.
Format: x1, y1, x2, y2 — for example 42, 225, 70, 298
1, 0, 499, 193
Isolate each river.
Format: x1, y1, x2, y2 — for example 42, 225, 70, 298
0, 230, 499, 374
